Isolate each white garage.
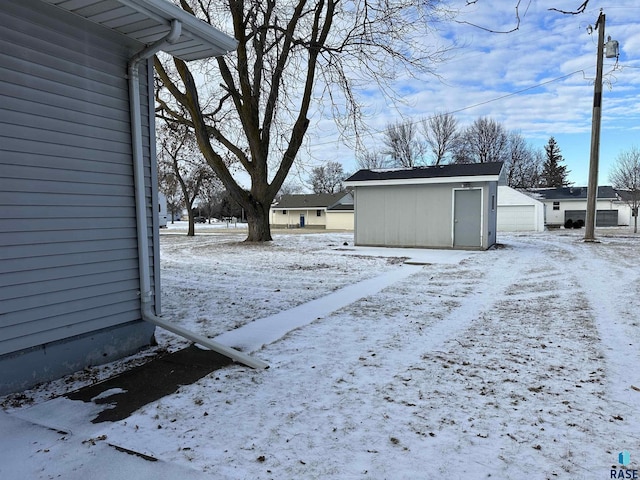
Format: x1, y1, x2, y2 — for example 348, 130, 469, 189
497, 186, 545, 232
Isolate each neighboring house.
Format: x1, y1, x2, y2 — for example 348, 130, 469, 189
0, 0, 242, 394
344, 163, 504, 250
270, 192, 354, 230
534, 186, 626, 227
497, 186, 545, 232
158, 193, 168, 228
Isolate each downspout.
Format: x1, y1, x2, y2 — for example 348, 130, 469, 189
128, 21, 268, 370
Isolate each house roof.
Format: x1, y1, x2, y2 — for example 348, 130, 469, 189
327, 203, 354, 211
42, 0, 237, 61
344, 162, 504, 186
534, 186, 618, 201
616, 189, 640, 202
273, 192, 351, 210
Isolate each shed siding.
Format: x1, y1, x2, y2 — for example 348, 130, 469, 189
355, 185, 452, 248
486, 181, 497, 247
0, 0, 156, 384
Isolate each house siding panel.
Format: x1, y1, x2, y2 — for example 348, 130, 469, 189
326, 211, 354, 230
0, 0, 157, 390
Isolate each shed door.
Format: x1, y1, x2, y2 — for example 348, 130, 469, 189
454, 190, 482, 247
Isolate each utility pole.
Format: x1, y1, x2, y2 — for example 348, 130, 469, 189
584, 11, 606, 242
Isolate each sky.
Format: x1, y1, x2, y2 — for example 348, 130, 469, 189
298, 0, 640, 188
3, 228, 640, 478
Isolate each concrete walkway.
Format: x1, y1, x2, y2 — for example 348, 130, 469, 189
214, 264, 424, 353
213, 246, 477, 353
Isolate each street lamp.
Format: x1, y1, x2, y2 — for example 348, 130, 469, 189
584, 11, 619, 242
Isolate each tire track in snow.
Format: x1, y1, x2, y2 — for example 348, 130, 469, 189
411, 239, 543, 354
372, 237, 613, 478
534, 236, 640, 439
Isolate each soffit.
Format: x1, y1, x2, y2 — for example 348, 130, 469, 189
41, 0, 237, 61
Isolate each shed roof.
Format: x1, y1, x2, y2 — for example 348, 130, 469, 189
42, 0, 237, 61
344, 162, 504, 186
534, 186, 618, 200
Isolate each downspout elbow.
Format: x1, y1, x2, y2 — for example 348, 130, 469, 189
129, 20, 182, 71
141, 303, 269, 370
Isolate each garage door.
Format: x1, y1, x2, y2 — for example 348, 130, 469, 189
497, 205, 536, 232
564, 210, 618, 227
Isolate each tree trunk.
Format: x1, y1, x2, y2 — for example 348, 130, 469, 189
186, 211, 195, 237
245, 202, 272, 242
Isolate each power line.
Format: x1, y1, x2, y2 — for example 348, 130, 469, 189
436, 70, 586, 117
310, 69, 588, 148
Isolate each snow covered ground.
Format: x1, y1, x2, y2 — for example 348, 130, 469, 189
2, 227, 640, 479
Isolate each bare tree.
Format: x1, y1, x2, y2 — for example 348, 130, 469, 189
309, 161, 346, 194
158, 159, 183, 224
609, 146, 640, 233
154, 0, 451, 241
504, 131, 541, 188
157, 122, 213, 236
421, 112, 459, 165
382, 120, 424, 167
197, 175, 225, 223
277, 181, 305, 201
356, 149, 389, 170
455, 117, 509, 164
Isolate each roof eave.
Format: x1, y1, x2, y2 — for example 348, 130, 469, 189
42, 0, 238, 61
123, 0, 238, 56
344, 174, 502, 188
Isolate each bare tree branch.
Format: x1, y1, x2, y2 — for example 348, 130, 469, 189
549, 0, 590, 15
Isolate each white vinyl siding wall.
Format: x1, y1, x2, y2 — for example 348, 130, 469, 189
354, 184, 453, 248
0, 2, 157, 359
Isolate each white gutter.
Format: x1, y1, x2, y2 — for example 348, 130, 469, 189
128, 21, 268, 370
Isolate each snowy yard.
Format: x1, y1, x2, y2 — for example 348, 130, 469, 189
3, 228, 640, 479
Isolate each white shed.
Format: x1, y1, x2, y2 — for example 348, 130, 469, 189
497, 186, 545, 232
344, 163, 504, 250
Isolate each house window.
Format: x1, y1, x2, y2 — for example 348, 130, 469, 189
491, 195, 496, 211
553, 202, 560, 211
282, 210, 287, 214
317, 209, 322, 217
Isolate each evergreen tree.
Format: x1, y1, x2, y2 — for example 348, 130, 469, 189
540, 137, 570, 187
